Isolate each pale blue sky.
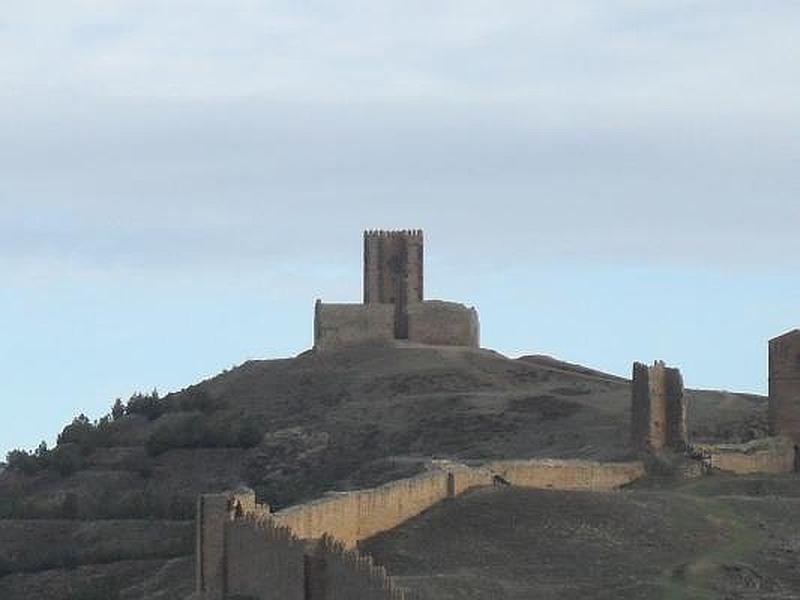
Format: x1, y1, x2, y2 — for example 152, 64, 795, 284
2, 1, 800, 457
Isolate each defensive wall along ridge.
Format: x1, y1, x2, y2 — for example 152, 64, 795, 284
195, 458, 645, 599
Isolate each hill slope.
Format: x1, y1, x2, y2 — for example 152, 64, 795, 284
0, 343, 770, 599
364, 475, 800, 599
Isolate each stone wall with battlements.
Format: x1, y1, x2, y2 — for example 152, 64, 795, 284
195, 460, 644, 598
225, 514, 306, 600
769, 329, 800, 440
273, 469, 463, 548
309, 535, 416, 600
363, 230, 423, 307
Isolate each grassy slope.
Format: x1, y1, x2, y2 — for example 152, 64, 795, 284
0, 343, 771, 599
363, 474, 800, 600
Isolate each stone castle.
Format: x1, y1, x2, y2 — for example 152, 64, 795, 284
192, 230, 800, 600
314, 230, 479, 351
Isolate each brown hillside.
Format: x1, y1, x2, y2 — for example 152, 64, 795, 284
363, 475, 800, 599
0, 344, 769, 599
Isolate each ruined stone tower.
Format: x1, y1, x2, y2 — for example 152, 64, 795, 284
363, 230, 423, 339
631, 361, 688, 453
769, 329, 800, 440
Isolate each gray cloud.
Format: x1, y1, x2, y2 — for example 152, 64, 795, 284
2, 1, 799, 279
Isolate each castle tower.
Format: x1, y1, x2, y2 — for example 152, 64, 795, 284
769, 329, 800, 440
363, 230, 423, 339
631, 361, 687, 453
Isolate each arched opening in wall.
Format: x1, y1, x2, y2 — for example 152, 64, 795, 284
447, 473, 455, 498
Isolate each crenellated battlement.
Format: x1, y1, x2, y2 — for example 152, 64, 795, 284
196, 459, 643, 600
363, 229, 423, 238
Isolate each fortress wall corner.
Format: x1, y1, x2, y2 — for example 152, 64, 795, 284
314, 302, 395, 351
196, 493, 230, 598
196, 489, 264, 599
406, 301, 480, 347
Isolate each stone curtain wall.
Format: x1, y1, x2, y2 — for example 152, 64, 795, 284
486, 459, 646, 491
696, 437, 796, 474
273, 460, 642, 547
225, 514, 306, 600
309, 535, 417, 600
769, 330, 800, 440
196, 460, 644, 599
273, 470, 457, 548
314, 302, 395, 351
314, 300, 480, 351
406, 301, 480, 348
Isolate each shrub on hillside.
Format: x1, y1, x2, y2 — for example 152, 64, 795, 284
236, 421, 264, 448
58, 414, 113, 454
48, 443, 86, 476
175, 388, 221, 413
5, 448, 42, 475
126, 390, 165, 420
111, 398, 126, 420
145, 414, 265, 456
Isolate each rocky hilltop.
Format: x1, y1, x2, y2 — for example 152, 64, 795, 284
0, 343, 769, 599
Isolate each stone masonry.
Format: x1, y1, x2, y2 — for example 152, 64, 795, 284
314, 230, 479, 350
631, 361, 687, 453
363, 230, 423, 339
195, 460, 644, 599
769, 329, 800, 441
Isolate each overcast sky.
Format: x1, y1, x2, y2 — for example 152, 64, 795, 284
2, 1, 800, 458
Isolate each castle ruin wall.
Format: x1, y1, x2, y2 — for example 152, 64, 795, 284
406, 301, 480, 348
486, 459, 646, 491
196, 460, 643, 599
696, 436, 796, 474
309, 535, 414, 600
225, 514, 306, 600
273, 470, 454, 548
314, 301, 395, 351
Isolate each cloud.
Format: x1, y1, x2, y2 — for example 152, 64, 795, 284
1, 1, 799, 279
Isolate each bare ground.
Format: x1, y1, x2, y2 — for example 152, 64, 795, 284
0, 344, 775, 599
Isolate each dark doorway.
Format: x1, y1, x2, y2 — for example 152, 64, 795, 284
794, 445, 799, 472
